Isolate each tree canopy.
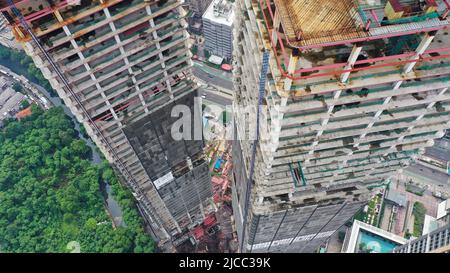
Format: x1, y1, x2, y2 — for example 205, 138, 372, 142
0, 106, 155, 253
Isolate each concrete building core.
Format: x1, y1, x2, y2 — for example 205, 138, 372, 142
232, 0, 450, 253
0, 0, 212, 245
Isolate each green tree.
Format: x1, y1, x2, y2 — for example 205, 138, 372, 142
85, 218, 97, 231
0, 107, 155, 253
0, 45, 56, 97
412, 202, 426, 237
12, 82, 23, 93
20, 100, 30, 109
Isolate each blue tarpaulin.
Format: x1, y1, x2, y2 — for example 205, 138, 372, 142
214, 158, 224, 170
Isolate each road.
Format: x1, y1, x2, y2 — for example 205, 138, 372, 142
199, 87, 232, 106
424, 146, 450, 162
404, 163, 450, 191
435, 138, 450, 150
192, 61, 234, 91
380, 204, 392, 231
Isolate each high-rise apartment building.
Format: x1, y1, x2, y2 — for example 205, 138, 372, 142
0, 0, 212, 245
232, 0, 450, 253
394, 223, 450, 253
203, 0, 234, 60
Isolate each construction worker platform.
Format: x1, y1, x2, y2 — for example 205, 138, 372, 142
273, 0, 368, 47
270, 0, 450, 48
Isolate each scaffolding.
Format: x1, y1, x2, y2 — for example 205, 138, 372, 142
258, 0, 450, 87
239, 50, 270, 253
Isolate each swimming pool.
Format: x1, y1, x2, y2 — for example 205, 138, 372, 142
357, 230, 400, 253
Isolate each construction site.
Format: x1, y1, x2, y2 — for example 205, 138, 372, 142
175, 140, 238, 253
0, 0, 215, 249
232, 0, 450, 253
1, 0, 450, 254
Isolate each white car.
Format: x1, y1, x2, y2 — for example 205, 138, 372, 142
204, 113, 214, 119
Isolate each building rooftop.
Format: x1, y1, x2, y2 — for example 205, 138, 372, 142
423, 215, 440, 235
208, 55, 224, 65
202, 0, 234, 27
437, 199, 450, 220
385, 189, 407, 207
15, 106, 32, 119
343, 220, 407, 253
274, 0, 368, 47
424, 146, 450, 162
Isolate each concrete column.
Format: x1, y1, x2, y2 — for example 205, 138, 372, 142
104, 6, 149, 112
271, 11, 281, 48
53, 10, 64, 23
310, 90, 342, 154
284, 50, 300, 92
270, 97, 287, 152
384, 87, 448, 156
340, 44, 363, 83
403, 33, 435, 74
13, 26, 26, 39
375, 36, 435, 156
425, 234, 431, 252
145, 5, 172, 95
61, 25, 121, 123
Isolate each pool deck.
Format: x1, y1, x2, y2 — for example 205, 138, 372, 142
344, 220, 408, 253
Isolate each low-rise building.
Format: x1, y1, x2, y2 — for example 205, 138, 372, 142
385, 189, 408, 208
0, 86, 26, 121
342, 220, 407, 253
437, 199, 450, 223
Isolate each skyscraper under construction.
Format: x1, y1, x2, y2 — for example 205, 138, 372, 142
232, 0, 450, 252
0, 0, 212, 245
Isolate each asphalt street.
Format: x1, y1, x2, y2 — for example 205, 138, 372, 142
192, 61, 234, 91
199, 87, 232, 106
405, 163, 450, 191
425, 146, 450, 162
